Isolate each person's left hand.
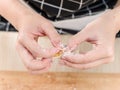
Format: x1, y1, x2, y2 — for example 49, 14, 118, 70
60, 10, 119, 70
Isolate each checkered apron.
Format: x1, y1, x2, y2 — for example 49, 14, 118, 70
0, 0, 119, 37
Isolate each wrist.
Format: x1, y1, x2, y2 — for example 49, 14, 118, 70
100, 9, 120, 34
15, 9, 37, 31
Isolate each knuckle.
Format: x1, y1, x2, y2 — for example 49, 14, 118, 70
25, 62, 36, 71
104, 57, 114, 64
17, 35, 24, 43
105, 48, 114, 58
33, 52, 41, 58
31, 49, 42, 58
26, 65, 33, 71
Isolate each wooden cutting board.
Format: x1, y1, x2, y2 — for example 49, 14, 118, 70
0, 71, 120, 90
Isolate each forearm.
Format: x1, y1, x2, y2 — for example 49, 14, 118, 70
101, 6, 120, 33
0, 0, 36, 30
112, 5, 120, 32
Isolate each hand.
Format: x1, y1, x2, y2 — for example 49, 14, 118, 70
16, 13, 61, 74
60, 10, 119, 70
0, 0, 61, 74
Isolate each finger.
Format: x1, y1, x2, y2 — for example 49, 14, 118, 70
30, 64, 51, 74
61, 57, 114, 70
42, 23, 61, 47
67, 29, 88, 50
16, 42, 52, 71
19, 35, 58, 58
62, 46, 113, 64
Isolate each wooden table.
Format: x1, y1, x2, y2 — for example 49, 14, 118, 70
0, 71, 120, 90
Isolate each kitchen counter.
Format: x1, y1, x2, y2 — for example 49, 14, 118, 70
0, 71, 120, 90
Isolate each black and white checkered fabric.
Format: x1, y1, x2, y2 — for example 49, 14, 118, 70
27, 0, 100, 19
0, 0, 120, 37
26, 0, 117, 20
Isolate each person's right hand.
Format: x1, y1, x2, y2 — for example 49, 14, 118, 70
16, 13, 61, 74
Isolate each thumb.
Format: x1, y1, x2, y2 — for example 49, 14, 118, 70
68, 30, 88, 50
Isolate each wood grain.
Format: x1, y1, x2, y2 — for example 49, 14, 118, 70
0, 71, 120, 90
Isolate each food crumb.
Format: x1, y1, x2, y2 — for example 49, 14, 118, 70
62, 51, 72, 57
54, 50, 63, 57
53, 43, 73, 58
53, 44, 66, 57
73, 87, 77, 90
47, 75, 51, 78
